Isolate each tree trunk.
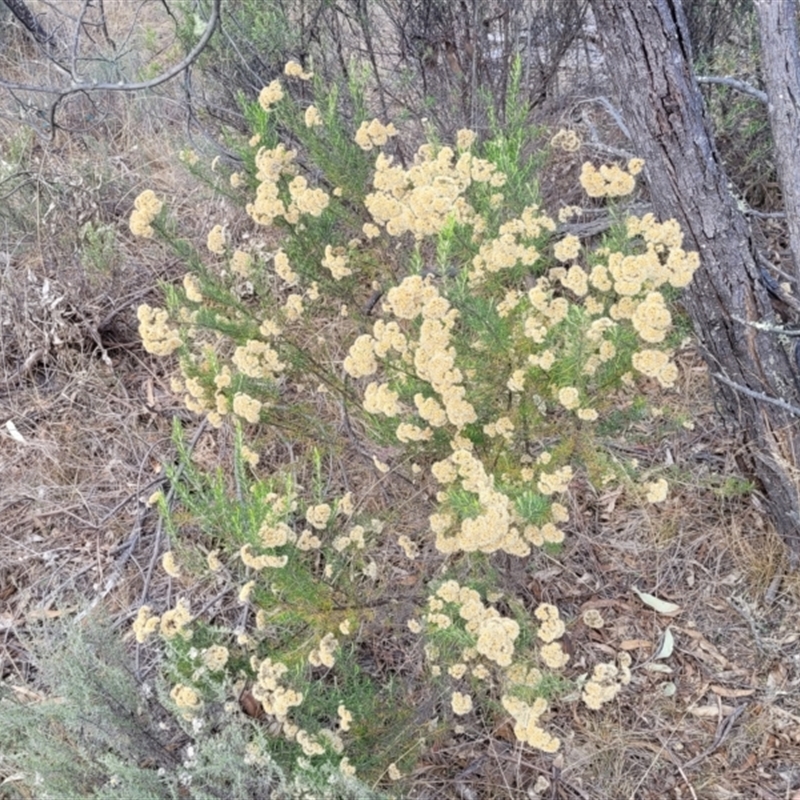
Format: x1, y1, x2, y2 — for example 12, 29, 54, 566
2, 0, 52, 45
588, 0, 800, 559
754, 0, 800, 286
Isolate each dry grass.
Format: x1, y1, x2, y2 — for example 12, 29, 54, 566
1, 6, 800, 800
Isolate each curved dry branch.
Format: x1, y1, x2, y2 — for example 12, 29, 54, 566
0, 0, 222, 137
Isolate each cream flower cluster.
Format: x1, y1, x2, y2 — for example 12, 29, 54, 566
501, 694, 560, 752
451, 691, 473, 715
207, 224, 226, 254
630, 291, 672, 343
534, 603, 565, 642
284, 60, 313, 80
308, 632, 338, 668
295, 528, 322, 550
533, 177, 701, 395
537, 465, 573, 496
632, 349, 678, 388
355, 118, 398, 150
456, 128, 477, 149
559, 205, 699, 387
246, 144, 330, 227
345, 275, 477, 434
162, 550, 181, 578
240, 543, 288, 570
232, 392, 262, 424
505, 662, 543, 689
332, 524, 366, 552
535, 603, 569, 669
231, 250, 253, 278
258, 79, 283, 110
159, 599, 192, 640
183, 274, 202, 303
364, 142, 502, 239
550, 128, 581, 152
129, 189, 162, 238
432, 447, 531, 556
137, 305, 181, 356
645, 477, 669, 503
181, 373, 214, 416
304, 105, 323, 127
483, 415, 514, 441
343, 334, 378, 379
579, 161, 637, 198
521, 276, 570, 348
581, 654, 632, 710
321, 245, 352, 280
553, 234, 581, 262
171, 684, 202, 711
258, 519, 293, 547
252, 657, 304, 719
469, 206, 555, 285
232, 340, 285, 379
202, 645, 229, 671
427, 581, 520, 668
132, 605, 161, 643
306, 503, 332, 530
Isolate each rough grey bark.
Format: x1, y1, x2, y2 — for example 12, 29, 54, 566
588, 0, 800, 558
1, 0, 51, 44
754, 0, 800, 286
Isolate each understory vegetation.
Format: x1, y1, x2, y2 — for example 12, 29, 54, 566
123, 60, 698, 791
1, 2, 799, 799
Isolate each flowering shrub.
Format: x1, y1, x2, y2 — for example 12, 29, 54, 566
129, 67, 698, 791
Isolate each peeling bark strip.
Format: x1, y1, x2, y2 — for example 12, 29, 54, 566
754, 0, 800, 285
588, 0, 800, 558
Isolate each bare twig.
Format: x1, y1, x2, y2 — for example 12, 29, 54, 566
696, 75, 768, 104
139, 418, 209, 604
680, 703, 748, 770
72, 418, 207, 622
712, 371, 800, 418
745, 208, 786, 219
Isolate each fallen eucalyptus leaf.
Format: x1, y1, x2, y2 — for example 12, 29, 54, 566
644, 662, 674, 674
4, 420, 27, 445
653, 627, 674, 660
632, 586, 682, 616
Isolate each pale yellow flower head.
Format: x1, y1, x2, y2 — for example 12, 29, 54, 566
232, 393, 262, 424
583, 609, 605, 629
355, 118, 398, 150
553, 234, 581, 262
207, 224, 226, 254
551, 128, 582, 152
132, 606, 160, 643
304, 105, 323, 127
645, 478, 669, 503
258, 80, 284, 110
171, 683, 202, 710
137, 304, 181, 356
540, 641, 570, 669
579, 162, 636, 198
162, 551, 181, 579
160, 599, 192, 639
129, 190, 163, 238
451, 691, 473, 715
203, 645, 229, 671
284, 60, 313, 80
456, 128, 477, 150
306, 503, 332, 530
557, 386, 580, 411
